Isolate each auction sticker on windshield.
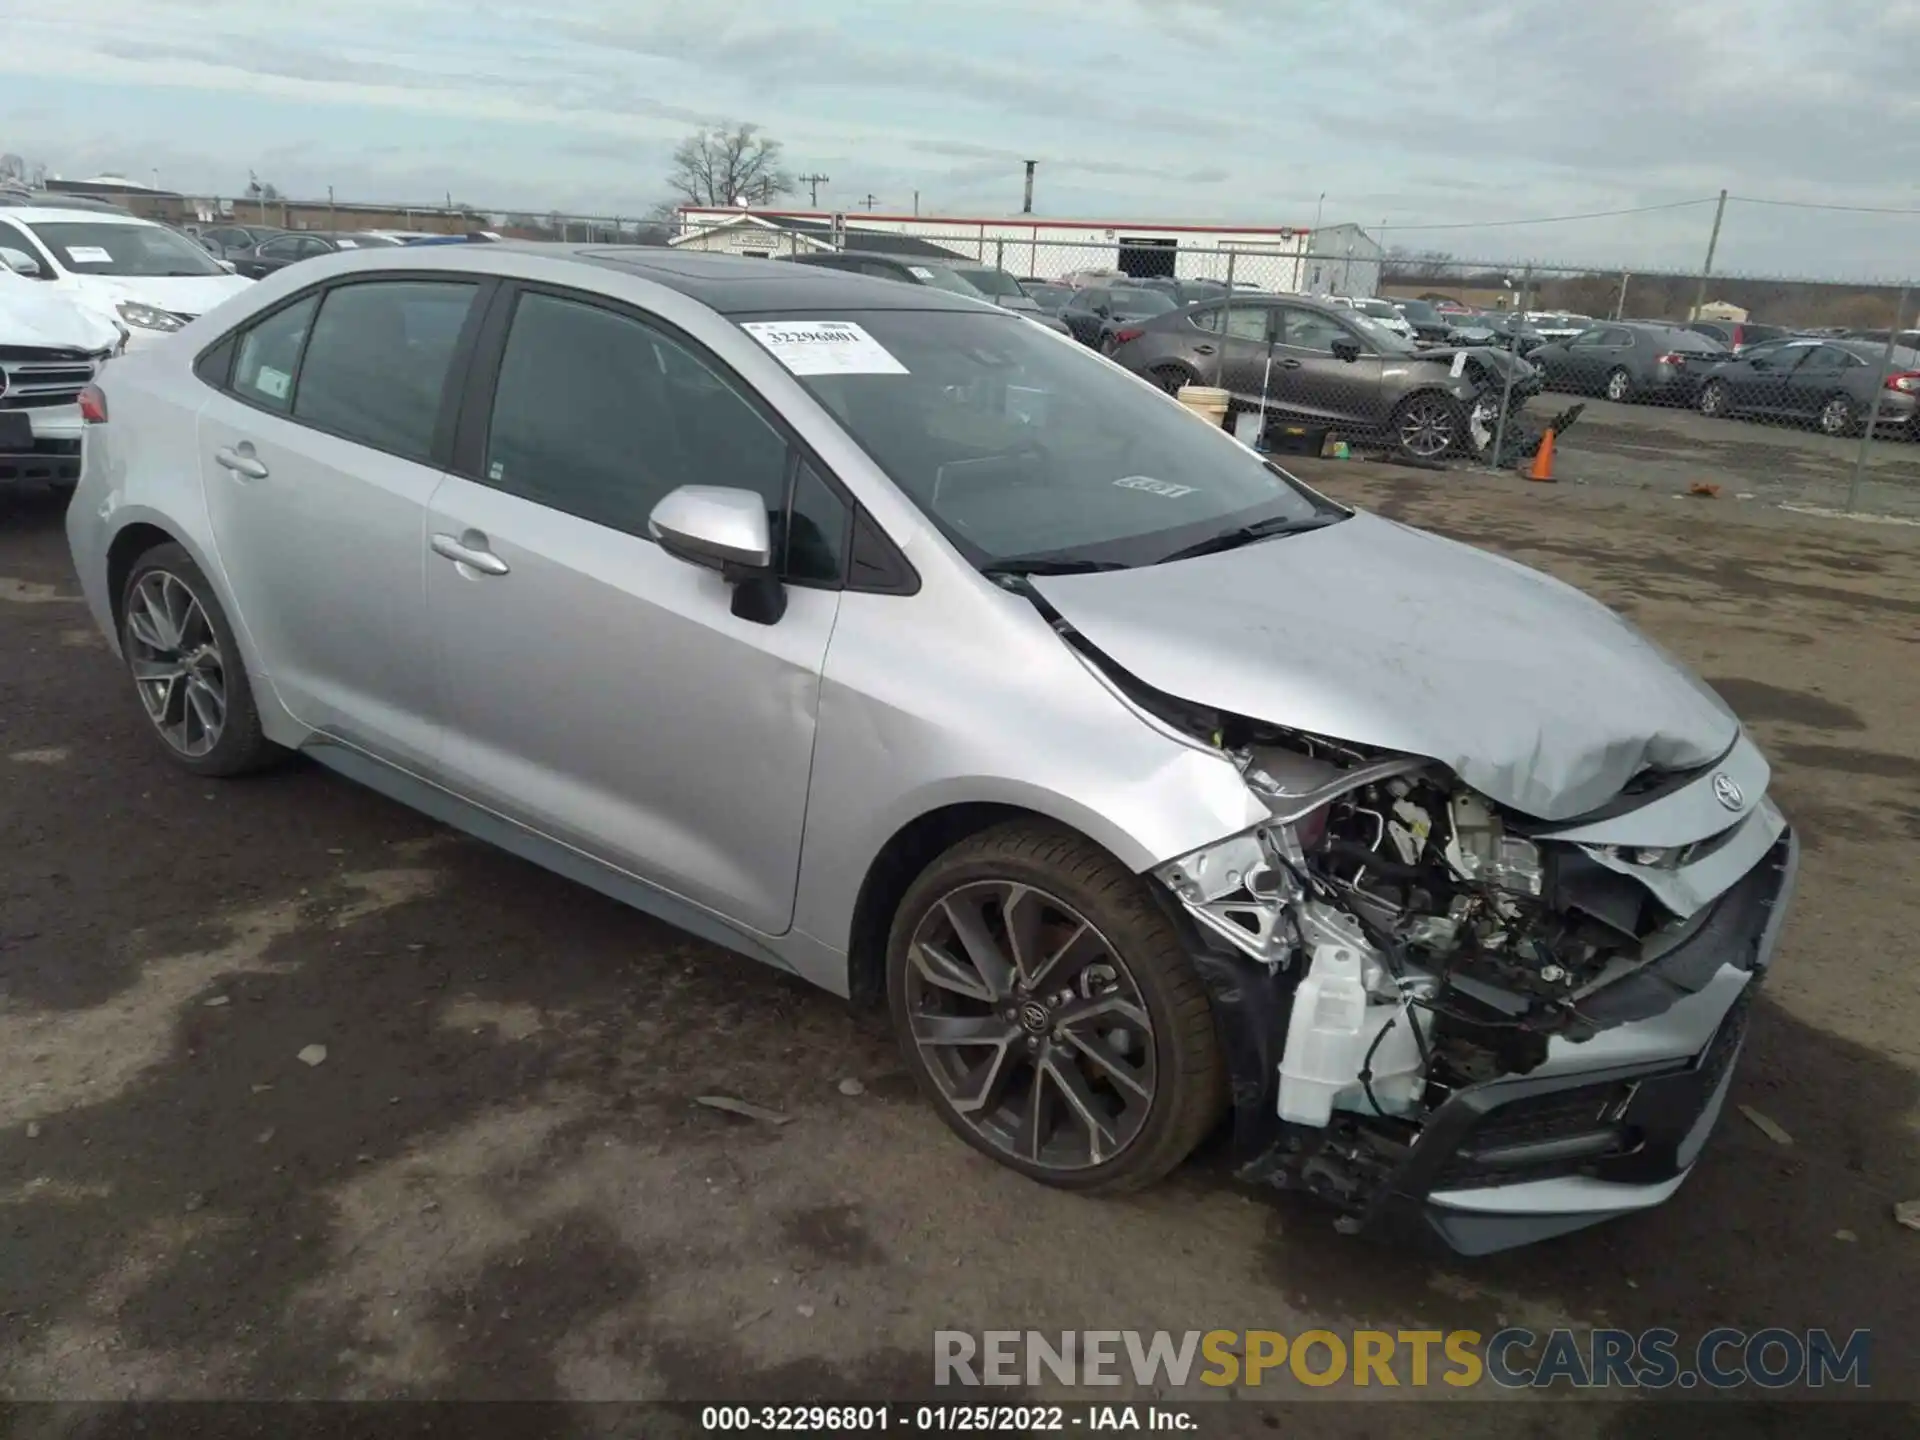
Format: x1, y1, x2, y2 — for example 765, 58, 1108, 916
65, 246, 114, 265
742, 320, 909, 376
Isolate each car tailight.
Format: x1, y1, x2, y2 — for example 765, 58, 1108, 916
78, 384, 109, 424
1884, 371, 1920, 393
1656, 352, 1692, 367
1111, 327, 1145, 347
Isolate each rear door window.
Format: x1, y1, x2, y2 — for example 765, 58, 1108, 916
290, 280, 479, 462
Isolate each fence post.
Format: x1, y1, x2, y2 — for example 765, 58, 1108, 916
1488, 263, 1531, 470
1846, 282, 1910, 514
1614, 271, 1631, 320
1219, 249, 1238, 387
994, 238, 1005, 274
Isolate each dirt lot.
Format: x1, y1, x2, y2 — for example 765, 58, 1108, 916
1520, 390, 1920, 519
2, 465, 1918, 1424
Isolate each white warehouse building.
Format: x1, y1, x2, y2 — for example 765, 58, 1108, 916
673, 208, 1382, 296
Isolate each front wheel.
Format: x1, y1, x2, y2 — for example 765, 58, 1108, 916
887, 821, 1224, 1193
1818, 394, 1857, 437
1698, 379, 1729, 418
1150, 364, 1197, 395
1391, 392, 1464, 460
1604, 368, 1634, 403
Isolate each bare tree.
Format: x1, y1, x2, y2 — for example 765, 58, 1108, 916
244, 170, 282, 201
666, 124, 794, 208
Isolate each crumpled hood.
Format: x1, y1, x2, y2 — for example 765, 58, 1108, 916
0, 277, 121, 352
1032, 511, 1739, 821
57, 272, 252, 319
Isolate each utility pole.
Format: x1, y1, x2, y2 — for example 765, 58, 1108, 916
798, 173, 830, 207
1022, 160, 1037, 215
1690, 188, 1728, 323
859, 193, 879, 211
913, 190, 920, 217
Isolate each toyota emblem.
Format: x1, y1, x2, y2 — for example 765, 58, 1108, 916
1712, 773, 1744, 811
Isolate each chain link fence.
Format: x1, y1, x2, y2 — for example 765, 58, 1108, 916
97, 186, 1919, 518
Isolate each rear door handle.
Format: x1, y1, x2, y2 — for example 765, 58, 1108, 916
1276, 358, 1304, 370
1193, 344, 1216, 355
213, 446, 269, 480
431, 532, 510, 576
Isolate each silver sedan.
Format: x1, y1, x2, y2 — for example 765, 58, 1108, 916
64, 244, 1796, 1253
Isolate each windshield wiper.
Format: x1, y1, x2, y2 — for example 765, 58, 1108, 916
1155, 513, 1344, 565
981, 557, 1132, 579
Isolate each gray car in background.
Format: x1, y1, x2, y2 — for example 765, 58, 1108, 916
1695, 338, 1920, 435
1106, 291, 1540, 459
1528, 322, 1728, 403
787, 252, 1072, 334
65, 244, 1796, 1256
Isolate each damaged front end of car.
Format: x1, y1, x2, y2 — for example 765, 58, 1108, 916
1148, 716, 1798, 1255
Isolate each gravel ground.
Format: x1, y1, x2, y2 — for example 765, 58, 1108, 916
2, 466, 1917, 1428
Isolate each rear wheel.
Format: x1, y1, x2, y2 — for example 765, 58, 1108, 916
1604, 368, 1634, 403
1150, 364, 1198, 395
886, 821, 1224, 1193
1818, 394, 1857, 437
120, 543, 280, 777
1698, 379, 1729, 418
1391, 392, 1464, 460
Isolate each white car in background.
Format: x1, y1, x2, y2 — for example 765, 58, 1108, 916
1325, 295, 1417, 342
0, 267, 125, 486
0, 206, 253, 349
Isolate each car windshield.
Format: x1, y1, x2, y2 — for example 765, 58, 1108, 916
1345, 311, 1418, 353
746, 308, 1333, 568
28, 220, 226, 277
900, 264, 986, 298
1394, 299, 1441, 323
1108, 288, 1176, 316
1354, 299, 1399, 319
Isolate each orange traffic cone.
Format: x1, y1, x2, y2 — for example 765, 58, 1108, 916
1528, 426, 1557, 482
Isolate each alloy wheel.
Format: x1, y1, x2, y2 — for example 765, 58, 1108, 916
125, 570, 228, 758
1699, 382, 1726, 417
1605, 369, 1631, 402
1397, 397, 1457, 458
902, 880, 1157, 1172
1820, 397, 1853, 436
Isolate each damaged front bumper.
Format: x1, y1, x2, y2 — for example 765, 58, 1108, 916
1169, 824, 1798, 1255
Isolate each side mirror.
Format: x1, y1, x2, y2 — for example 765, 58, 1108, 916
1331, 337, 1362, 363
648, 485, 785, 624
0, 246, 43, 278
1094, 305, 1111, 319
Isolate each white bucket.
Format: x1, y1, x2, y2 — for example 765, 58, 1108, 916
1175, 384, 1231, 428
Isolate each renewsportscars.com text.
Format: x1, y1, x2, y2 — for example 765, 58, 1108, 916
934, 1327, 1872, 1390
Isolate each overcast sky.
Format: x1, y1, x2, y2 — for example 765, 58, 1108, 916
3, 0, 1917, 277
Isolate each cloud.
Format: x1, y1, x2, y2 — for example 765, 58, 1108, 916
0, 0, 1912, 274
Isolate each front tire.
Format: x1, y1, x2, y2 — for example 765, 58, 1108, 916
886, 821, 1224, 1194
1391, 392, 1464, 460
1150, 364, 1198, 395
1818, 394, 1857, 437
120, 542, 280, 777
1698, 379, 1729, 418
1604, 367, 1633, 403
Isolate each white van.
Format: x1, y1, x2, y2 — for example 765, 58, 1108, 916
0, 206, 253, 349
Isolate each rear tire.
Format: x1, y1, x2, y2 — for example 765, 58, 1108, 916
886, 820, 1224, 1194
1150, 365, 1198, 396
120, 542, 281, 777
1698, 379, 1729, 418
1604, 368, 1633, 403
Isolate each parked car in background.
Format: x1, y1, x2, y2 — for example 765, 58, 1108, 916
0, 206, 253, 348
1524, 313, 1592, 344
1106, 291, 1539, 459
194, 224, 287, 259
1057, 284, 1179, 349
785, 252, 1072, 335
1685, 319, 1790, 354
1019, 280, 1074, 313
65, 243, 1796, 1254
1325, 296, 1416, 342
1445, 311, 1546, 355
225, 231, 403, 280
1694, 338, 1920, 436
1060, 266, 1129, 288
0, 266, 124, 486
1135, 276, 1231, 307
1387, 297, 1451, 344
0, 192, 130, 215
1528, 322, 1727, 403
1844, 327, 1920, 350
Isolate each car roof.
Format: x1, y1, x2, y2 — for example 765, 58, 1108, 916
0, 205, 160, 225
298, 242, 1001, 317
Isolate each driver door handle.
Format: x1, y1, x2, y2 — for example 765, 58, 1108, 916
431, 533, 510, 576
1193, 344, 1216, 355
213, 446, 269, 480
1276, 358, 1304, 370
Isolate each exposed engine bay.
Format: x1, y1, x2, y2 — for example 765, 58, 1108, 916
1147, 710, 1760, 1168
